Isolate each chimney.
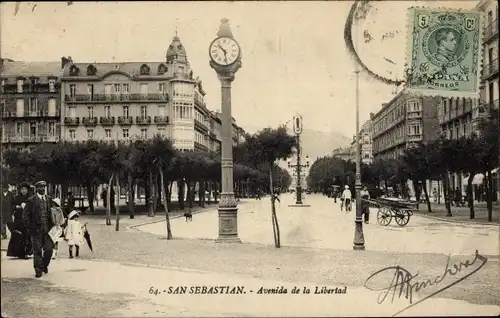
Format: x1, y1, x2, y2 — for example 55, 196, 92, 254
370, 112, 374, 119
61, 56, 73, 69
382, 103, 388, 108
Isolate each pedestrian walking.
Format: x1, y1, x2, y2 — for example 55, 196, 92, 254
341, 185, 352, 212
7, 183, 33, 259
1, 183, 14, 239
360, 186, 371, 224
64, 210, 85, 258
22, 181, 56, 278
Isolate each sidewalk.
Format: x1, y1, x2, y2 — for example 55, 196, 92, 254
2, 252, 499, 317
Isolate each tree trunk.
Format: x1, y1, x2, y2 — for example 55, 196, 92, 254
486, 170, 493, 222
422, 179, 432, 212
153, 173, 159, 212
148, 169, 155, 217
106, 174, 114, 225
167, 180, 173, 212
198, 180, 205, 208
467, 174, 475, 219
443, 173, 452, 217
128, 172, 135, 219
186, 181, 193, 209
269, 163, 280, 248
86, 183, 95, 214
158, 165, 172, 239
178, 179, 185, 210
115, 175, 120, 231
411, 180, 420, 209
61, 183, 69, 212
437, 180, 441, 204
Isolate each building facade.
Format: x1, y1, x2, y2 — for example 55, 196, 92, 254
59, 35, 225, 153
371, 90, 440, 161
1, 59, 63, 150
332, 147, 351, 161
349, 119, 373, 165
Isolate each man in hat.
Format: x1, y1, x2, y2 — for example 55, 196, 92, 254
23, 181, 55, 278
1, 183, 14, 239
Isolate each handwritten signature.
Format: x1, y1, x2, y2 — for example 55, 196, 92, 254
364, 250, 488, 316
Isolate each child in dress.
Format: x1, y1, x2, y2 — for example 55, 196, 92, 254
64, 210, 85, 258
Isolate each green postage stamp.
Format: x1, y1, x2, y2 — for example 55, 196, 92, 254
406, 8, 483, 98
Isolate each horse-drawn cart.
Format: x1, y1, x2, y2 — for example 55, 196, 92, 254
364, 198, 417, 227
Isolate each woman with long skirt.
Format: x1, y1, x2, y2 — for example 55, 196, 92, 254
6, 182, 33, 259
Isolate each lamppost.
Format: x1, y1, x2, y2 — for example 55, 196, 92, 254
209, 18, 242, 243
287, 114, 310, 207
352, 22, 365, 251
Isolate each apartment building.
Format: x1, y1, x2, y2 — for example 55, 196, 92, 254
332, 147, 352, 162
0, 59, 63, 150
371, 90, 440, 161
349, 119, 373, 165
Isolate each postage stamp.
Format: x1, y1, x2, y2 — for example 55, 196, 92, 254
406, 8, 483, 98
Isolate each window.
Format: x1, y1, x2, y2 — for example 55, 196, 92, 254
140, 83, 148, 95
487, 10, 493, 24
122, 128, 129, 138
16, 122, 22, 136
122, 84, 129, 95
69, 84, 76, 97
69, 129, 76, 140
105, 84, 112, 96
48, 122, 56, 136
114, 84, 121, 94
87, 84, 94, 97
408, 124, 421, 135
48, 98, 56, 116
17, 79, 23, 93
30, 123, 37, 137
158, 105, 165, 116
140, 129, 147, 139
104, 106, 111, 118
69, 107, 76, 118
159, 83, 167, 95
29, 98, 38, 114
16, 99, 24, 117
87, 129, 94, 139
105, 129, 112, 139
122, 106, 129, 118
158, 127, 166, 136
88, 106, 94, 118
140, 105, 147, 118
49, 79, 56, 92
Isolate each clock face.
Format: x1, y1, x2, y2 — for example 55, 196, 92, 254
209, 36, 240, 66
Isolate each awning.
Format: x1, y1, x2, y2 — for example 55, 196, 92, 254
472, 174, 484, 185
492, 168, 498, 174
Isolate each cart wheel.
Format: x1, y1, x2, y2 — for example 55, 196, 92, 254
377, 207, 392, 226
395, 210, 410, 226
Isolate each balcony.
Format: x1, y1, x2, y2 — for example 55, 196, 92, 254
209, 131, 217, 139
1, 111, 60, 119
407, 134, 423, 142
2, 135, 49, 143
65, 93, 169, 103
136, 116, 151, 125
100, 116, 116, 125
407, 111, 422, 119
153, 116, 169, 124
194, 141, 209, 152
118, 116, 133, 125
482, 59, 499, 81
82, 117, 98, 126
64, 117, 80, 126
194, 119, 208, 133
484, 19, 498, 43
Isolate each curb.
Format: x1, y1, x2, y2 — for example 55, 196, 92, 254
414, 212, 499, 227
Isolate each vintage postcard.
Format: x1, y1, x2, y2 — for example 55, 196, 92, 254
1, 1, 499, 317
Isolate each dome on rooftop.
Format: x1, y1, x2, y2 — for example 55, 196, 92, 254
166, 35, 188, 64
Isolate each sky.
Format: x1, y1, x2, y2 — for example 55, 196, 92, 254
0, 1, 478, 136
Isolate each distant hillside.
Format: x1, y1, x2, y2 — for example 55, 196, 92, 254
242, 124, 351, 162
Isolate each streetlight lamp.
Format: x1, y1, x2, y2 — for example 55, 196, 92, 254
352, 21, 365, 251
287, 115, 310, 207
209, 18, 242, 243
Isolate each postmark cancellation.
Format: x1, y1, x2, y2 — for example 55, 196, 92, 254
405, 8, 483, 98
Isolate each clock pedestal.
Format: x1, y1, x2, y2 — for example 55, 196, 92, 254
209, 19, 242, 243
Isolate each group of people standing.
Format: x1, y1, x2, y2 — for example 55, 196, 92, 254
1, 181, 87, 278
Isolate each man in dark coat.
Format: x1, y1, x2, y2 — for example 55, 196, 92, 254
23, 181, 55, 278
1, 183, 14, 239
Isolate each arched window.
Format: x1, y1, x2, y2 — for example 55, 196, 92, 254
86, 64, 97, 76
157, 64, 167, 75
69, 65, 80, 76
140, 64, 150, 75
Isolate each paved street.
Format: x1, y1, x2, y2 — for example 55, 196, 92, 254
138, 194, 499, 256
1, 251, 498, 317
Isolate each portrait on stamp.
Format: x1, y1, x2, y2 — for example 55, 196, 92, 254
406, 8, 483, 97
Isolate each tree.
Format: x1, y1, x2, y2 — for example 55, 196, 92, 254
243, 126, 296, 248
402, 144, 434, 212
